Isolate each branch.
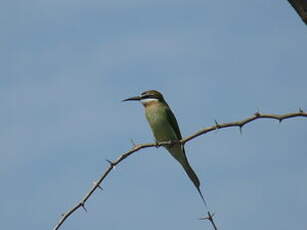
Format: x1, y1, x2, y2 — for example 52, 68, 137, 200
53, 110, 307, 230
181, 111, 307, 144
200, 212, 218, 230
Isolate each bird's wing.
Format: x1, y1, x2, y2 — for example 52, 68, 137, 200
164, 105, 182, 140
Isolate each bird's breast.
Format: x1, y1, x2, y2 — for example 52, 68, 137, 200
145, 104, 178, 142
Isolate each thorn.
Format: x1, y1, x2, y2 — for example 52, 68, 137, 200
214, 120, 220, 128
199, 211, 215, 220
207, 211, 217, 230
93, 181, 103, 191
80, 202, 87, 212
208, 211, 215, 219
200, 211, 218, 230
239, 126, 243, 135
155, 141, 160, 148
106, 159, 116, 169
199, 216, 209, 220
130, 139, 136, 147
279, 118, 282, 124
61, 213, 65, 217
299, 107, 303, 113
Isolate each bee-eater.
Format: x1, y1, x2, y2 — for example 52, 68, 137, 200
123, 90, 207, 206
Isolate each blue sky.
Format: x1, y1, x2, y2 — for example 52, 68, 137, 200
3, 1, 307, 230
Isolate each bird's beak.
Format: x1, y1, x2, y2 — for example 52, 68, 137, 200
122, 96, 141, 102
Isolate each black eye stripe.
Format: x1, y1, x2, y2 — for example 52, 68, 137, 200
141, 94, 159, 99
142, 94, 152, 99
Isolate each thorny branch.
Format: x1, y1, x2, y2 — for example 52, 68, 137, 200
200, 212, 218, 230
53, 110, 307, 230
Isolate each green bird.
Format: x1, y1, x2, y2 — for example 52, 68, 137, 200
123, 90, 207, 206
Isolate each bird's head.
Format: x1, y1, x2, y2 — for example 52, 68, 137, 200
122, 90, 165, 106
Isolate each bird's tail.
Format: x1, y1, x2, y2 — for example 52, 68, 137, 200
167, 144, 208, 208
181, 157, 208, 208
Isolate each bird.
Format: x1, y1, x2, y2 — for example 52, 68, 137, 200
123, 90, 207, 207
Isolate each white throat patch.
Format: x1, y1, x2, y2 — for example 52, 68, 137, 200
141, 98, 159, 105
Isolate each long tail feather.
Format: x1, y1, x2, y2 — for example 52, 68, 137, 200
182, 159, 208, 207
167, 144, 208, 208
